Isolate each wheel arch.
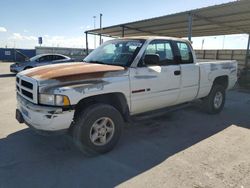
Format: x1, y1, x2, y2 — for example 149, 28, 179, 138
73, 92, 130, 122
212, 75, 229, 89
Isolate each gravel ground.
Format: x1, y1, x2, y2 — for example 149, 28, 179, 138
0, 62, 250, 188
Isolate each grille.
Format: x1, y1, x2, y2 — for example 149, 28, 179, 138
21, 80, 33, 89
16, 77, 19, 83
21, 89, 33, 99
16, 75, 38, 103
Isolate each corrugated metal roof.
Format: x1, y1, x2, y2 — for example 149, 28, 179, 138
86, 0, 250, 38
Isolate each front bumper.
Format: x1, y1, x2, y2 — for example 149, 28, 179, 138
10, 66, 18, 73
16, 94, 75, 131
10, 65, 24, 73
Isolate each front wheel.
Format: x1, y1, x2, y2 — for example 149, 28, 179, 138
203, 85, 226, 114
72, 103, 124, 156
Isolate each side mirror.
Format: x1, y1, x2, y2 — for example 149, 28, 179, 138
144, 54, 160, 66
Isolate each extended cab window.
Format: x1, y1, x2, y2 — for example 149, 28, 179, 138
176, 42, 193, 64
141, 40, 174, 66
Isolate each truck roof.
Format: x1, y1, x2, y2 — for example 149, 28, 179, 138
121, 36, 190, 43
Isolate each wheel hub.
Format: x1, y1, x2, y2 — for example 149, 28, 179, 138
99, 128, 106, 135
214, 91, 223, 109
89, 117, 115, 146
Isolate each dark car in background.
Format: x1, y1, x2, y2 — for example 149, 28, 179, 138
10, 54, 73, 73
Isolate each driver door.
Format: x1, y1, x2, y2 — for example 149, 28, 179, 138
130, 40, 181, 115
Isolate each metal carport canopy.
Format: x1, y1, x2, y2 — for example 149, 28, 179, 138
86, 0, 250, 38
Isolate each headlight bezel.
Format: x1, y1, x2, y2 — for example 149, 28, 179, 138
38, 94, 70, 106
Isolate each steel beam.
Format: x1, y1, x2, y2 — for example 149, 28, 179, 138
188, 13, 193, 42
87, 32, 117, 38
85, 32, 89, 55
122, 25, 125, 37
99, 13, 103, 45
245, 34, 250, 67
123, 25, 161, 36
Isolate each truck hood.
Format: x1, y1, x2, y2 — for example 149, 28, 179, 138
20, 62, 127, 83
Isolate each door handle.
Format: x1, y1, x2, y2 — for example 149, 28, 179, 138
174, 70, 181, 75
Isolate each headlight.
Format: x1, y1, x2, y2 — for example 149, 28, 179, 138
39, 94, 70, 106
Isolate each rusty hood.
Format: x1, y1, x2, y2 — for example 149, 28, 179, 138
21, 62, 127, 83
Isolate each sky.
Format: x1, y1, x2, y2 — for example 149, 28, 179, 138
0, 0, 249, 50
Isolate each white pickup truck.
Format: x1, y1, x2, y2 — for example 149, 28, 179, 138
16, 36, 237, 155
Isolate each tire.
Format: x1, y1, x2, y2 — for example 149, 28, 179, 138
72, 103, 124, 156
203, 85, 226, 114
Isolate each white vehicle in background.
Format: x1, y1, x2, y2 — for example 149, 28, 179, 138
15, 36, 237, 155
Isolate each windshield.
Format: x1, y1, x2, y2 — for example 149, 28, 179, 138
29, 54, 43, 62
84, 39, 145, 67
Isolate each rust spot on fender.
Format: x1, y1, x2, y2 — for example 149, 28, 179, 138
24, 62, 126, 82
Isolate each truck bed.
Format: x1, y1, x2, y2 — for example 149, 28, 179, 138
197, 59, 236, 64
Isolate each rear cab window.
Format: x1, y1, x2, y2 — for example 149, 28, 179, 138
176, 42, 194, 64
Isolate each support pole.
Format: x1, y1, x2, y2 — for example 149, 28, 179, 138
85, 32, 89, 55
245, 34, 250, 68
188, 13, 193, 42
93, 16, 96, 49
99, 13, 103, 45
122, 26, 125, 37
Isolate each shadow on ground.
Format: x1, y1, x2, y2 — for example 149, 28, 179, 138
0, 91, 249, 187
0, 74, 16, 78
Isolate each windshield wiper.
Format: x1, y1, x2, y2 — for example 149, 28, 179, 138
85, 60, 127, 67
87, 60, 106, 64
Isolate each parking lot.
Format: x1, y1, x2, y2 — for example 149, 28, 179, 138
0, 62, 250, 188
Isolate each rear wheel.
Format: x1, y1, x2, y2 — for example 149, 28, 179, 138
72, 103, 123, 156
203, 85, 226, 114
